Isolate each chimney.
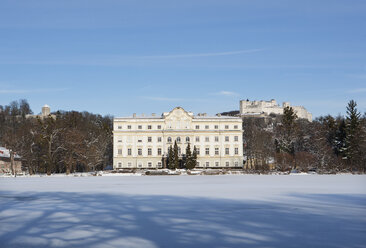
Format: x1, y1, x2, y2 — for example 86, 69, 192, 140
133, 113, 136, 118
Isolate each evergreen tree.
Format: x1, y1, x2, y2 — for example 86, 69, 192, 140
344, 100, 363, 171
192, 146, 198, 169
275, 106, 298, 155
335, 118, 347, 156
185, 143, 193, 169
167, 145, 174, 169
173, 141, 179, 169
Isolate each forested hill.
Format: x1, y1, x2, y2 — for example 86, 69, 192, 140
0, 99, 113, 175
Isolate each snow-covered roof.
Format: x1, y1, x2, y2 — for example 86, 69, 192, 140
0, 147, 21, 159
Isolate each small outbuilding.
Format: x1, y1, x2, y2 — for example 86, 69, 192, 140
0, 147, 22, 174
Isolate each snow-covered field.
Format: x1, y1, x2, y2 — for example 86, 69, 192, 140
0, 175, 365, 248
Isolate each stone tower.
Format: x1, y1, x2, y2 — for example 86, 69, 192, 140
42, 104, 50, 117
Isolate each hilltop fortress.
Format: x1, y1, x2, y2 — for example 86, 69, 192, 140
240, 99, 312, 122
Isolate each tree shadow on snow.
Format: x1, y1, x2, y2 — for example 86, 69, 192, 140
0, 191, 365, 248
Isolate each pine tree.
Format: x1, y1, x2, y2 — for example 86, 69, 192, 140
173, 141, 179, 169
192, 146, 198, 169
185, 143, 193, 169
344, 100, 362, 171
335, 118, 347, 156
167, 145, 174, 169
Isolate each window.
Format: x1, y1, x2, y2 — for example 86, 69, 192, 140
157, 125, 162, 129
226, 161, 230, 167
118, 149, 122, 155
235, 161, 239, 167
157, 162, 162, 168
128, 125, 131, 129
148, 137, 152, 142
138, 125, 142, 129
235, 147, 239, 155
128, 148, 132, 156
118, 162, 122, 167
205, 137, 210, 142
205, 148, 210, 155
186, 137, 190, 143
196, 148, 200, 155
178, 147, 181, 155
118, 126, 122, 129
158, 137, 162, 142
195, 125, 200, 129
158, 148, 162, 155
205, 125, 209, 129
138, 148, 142, 156
196, 136, 200, 142
148, 148, 152, 156
167, 137, 172, 143
234, 136, 239, 142
197, 161, 200, 167
138, 162, 142, 168
148, 162, 152, 167
138, 139, 142, 143
215, 136, 219, 142
225, 148, 230, 155
225, 125, 229, 129
225, 136, 229, 142
214, 125, 219, 129
176, 137, 181, 143
127, 162, 132, 167
215, 161, 219, 167
234, 125, 238, 129
148, 125, 152, 130
118, 139, 122, 143
205, 161, 210, 167
215, 147, 219, 155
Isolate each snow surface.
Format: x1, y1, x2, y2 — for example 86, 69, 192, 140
0, 175, 365, 248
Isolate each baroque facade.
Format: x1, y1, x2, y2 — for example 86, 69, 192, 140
240, 99, 312, 121
113, 107, 243, 169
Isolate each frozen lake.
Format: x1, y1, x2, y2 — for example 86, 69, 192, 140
0, 174, 365, 248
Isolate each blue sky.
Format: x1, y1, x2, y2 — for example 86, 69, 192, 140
0, 0, 365, 118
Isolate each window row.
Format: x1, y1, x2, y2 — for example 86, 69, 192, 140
116, 124, 240, 130
116, 147, 240, 156
117, 136, 240, 143
116, 160, 241, 168
197, 161, 241, 167
116, 161, 163, 168
117, 124, 163, 130
195, 124, 239, 130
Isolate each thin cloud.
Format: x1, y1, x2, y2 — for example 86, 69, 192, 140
348, 88, 366, 93
211, 91, 239, 96
0, 49, 264, 66
137, 49, 264, 59
347, 74, 366, 79
0, 88, 69, 94
144, 97, 185, 101
143, 96, 207, 102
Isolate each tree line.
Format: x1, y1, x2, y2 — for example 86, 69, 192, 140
242, 100, 366, 173
0, 99, 113, 175
1, 99, 365, 174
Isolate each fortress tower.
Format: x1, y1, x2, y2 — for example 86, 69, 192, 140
240, 99, 312, 121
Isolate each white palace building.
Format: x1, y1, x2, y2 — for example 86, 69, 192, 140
113, 107, 243, 169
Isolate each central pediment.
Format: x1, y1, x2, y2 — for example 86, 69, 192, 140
164, 107, 193, 130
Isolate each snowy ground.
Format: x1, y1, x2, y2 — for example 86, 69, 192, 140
0, 175, 365, 248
